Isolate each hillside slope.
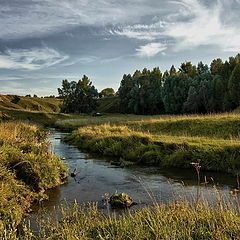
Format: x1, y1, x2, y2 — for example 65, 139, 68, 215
0, 95, 62, 112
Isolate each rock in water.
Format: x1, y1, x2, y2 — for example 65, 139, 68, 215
109, 193, 134, 208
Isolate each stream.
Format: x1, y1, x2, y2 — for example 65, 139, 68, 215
29, 129, 238, 227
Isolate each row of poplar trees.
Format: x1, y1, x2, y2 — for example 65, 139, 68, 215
118, 54, 240, 114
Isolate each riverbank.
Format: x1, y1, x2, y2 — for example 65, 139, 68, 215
17, 200, 240, 239
1, 123, 240, 240
0, 122, 67, 238
65, 114, 240, 175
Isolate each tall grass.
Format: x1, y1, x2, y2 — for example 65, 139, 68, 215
15, 196, 240, 239
55, 112, 240, 139
0, 121, 67, 237
55, 114, 171, 131
65, 122, 240, 174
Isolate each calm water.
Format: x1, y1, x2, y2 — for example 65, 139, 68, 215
30, 130, 238, 226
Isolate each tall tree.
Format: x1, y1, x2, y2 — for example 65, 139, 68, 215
162, 75, 190, 114
179, 62, 197, 78
58, 75, 98, 113
228, 63, 240, 109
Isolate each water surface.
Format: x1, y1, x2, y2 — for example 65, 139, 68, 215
30, 130, 237, 221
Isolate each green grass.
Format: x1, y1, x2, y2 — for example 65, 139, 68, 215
0, 107, 71, 126
11, 199, 240, 240
55, 114, 172, 132
0, 121, 67, 236
126, 113, 240, 139
0, 95, 62, 113
55, 113, 240, 139
0, 95, 71, 126
64, 113, 240, 174
1, 114, 240, 239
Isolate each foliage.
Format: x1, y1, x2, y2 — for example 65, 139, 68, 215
118, 53, 240, 114
58, 75, 99, 113
162, 74, 190, 114
228, 63, 240, 109
100, 88, 115, 97
118, 68, 164, 115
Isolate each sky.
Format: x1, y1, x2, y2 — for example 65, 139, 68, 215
0, 0, 240, 96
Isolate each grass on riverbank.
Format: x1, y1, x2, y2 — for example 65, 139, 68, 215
0, 122, 67, 236
15, 199, 240, 240
56, 113, 240, 139
65, 115, 240, 174
55, 114, 171, 131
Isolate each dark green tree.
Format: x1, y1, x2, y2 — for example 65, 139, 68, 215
58, 75, 98, 113
197, 62, 209, 75
228, 63, 240, 109
162, 75, 190, 114
179, 62, 197, 78
183, 73, 216, 113
210, 58, 224, 75
118, 74, 134, 113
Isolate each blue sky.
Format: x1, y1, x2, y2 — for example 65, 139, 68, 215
0, 0, 240, 96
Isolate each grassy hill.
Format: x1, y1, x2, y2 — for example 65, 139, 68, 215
0, 95, 70, 125
0, 95, 62, 112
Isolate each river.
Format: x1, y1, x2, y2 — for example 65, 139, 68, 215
30, 129, 237, 227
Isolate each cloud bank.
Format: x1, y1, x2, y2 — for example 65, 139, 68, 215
112, 0, 240, 53
0, 0, 165, 39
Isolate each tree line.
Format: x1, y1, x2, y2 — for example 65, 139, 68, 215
118, 54, 240, 114
58, 53, 240, 114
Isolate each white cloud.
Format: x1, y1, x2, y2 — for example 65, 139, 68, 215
0, 0, 165, 39
0, 86, 58, 96
111, 22, 165, 41
163, 0, 240, 52
136, 43, 167, 57
113, 0, 240, 53
62, 56, 99, 67
0, 76, 23, 81
0, 47, 69, 70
